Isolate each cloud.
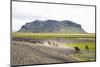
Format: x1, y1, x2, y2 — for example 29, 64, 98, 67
12, 1, 95, 33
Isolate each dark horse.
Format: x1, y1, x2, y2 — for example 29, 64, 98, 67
86, 45, 89, 50
74, 46, 80, 51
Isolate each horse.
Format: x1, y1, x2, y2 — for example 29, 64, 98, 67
74, 46, 80, 51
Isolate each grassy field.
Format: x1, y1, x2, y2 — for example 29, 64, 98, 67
12, 32, 96, 50
12, 32, 95, 39
65, 42, 95, 50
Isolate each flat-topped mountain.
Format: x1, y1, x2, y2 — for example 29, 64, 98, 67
18, 20, 86, 33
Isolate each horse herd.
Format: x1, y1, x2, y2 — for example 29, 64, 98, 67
12, 37, 44, 44
12, 37, 89, 52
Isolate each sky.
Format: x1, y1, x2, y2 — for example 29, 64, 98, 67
12, 1, 95, 33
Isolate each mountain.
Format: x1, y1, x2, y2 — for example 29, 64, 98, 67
18, 20, 86, 33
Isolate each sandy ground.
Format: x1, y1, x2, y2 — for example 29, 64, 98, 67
11, 41, 78, 66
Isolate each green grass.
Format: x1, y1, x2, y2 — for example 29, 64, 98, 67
12, 32, 95, 50
66, 42, 96, 61
12, 32, 95, 39
65, 42, 95, 50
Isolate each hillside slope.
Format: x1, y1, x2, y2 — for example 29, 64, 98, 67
18, 20, 86, 33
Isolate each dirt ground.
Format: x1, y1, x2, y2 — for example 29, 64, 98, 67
11, 41, 78, 66
11, 38, 95, 66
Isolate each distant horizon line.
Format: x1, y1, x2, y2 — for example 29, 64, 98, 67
12, 31, 95, 34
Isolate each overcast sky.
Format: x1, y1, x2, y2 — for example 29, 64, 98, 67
12, 1, 95, 33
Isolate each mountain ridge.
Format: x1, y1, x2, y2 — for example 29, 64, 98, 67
18, 20, 86, 33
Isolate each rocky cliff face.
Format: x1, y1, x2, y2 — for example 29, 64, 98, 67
18, 20, 86, 33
